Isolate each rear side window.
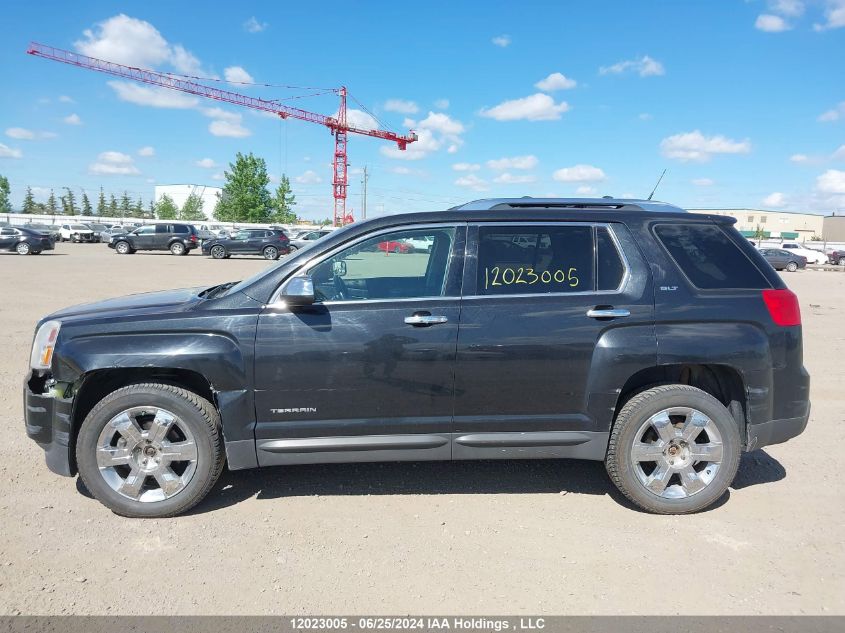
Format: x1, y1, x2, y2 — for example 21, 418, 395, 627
596, 227, 625, 291
476, 225, 595, 295
654, 224, 768, 289
173, 224, 189, 234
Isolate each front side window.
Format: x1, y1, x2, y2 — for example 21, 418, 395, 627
136, 225, 156, 235
308, 227, 457, 302
475, 224, 599, 295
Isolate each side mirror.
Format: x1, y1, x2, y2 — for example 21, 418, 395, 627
282, 275, 315, 306
332, 260, 347, 277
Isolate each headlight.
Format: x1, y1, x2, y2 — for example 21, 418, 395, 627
30, 320, 61, 370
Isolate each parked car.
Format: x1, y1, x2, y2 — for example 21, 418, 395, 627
23, 198, 812, 518
59, 223, 95, 242
289, 229, 333, 251
828, 249, 845, 266
108, 223, 200, 255
199, 224, 234, 239
86, 223, 111, 243
759, 248, 807, 272
405, 235, 434, 253
25, 223, 61, 241
377, 239, 412, 253
202, 229, 291, 260
778, 242, 826, 265
0, 225, 54, 255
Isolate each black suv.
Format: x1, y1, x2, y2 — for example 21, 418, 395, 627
108, 223, 199, 255
24, 198, 810, 517
202, 228, 291, 260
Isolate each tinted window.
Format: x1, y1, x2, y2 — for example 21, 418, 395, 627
309, 227, 457, 302
173, 224, 190, 234
476, 225, 594, 295
596, 227, 625, 291
136, 225, 156, 235
654, 224, 768, 290
155, 224, 170, 234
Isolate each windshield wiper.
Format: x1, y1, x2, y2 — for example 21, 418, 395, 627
200, 281, 238, 299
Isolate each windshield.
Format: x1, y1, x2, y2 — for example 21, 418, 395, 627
90, 224, 107, 230
72, 224, 90, 230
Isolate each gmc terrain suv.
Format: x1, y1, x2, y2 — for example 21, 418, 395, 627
24, 198, 810, 517
108, 223, 199, 255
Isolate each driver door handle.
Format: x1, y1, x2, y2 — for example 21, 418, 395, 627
586, 308, 630, 319
405, 314, 449, 326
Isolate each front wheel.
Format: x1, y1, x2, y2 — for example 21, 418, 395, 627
605, 385, 740, 514
75, 383, 225, 518
170, 242, 186, 256
210, 245, 226, 259
839, 257, 845, 266
786, 261, 798, 272
16, 242, 31, 255
115, 241, 131, 255
262, 245, 279, 260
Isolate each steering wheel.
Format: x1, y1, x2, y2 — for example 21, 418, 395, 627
332, 271, 348, 301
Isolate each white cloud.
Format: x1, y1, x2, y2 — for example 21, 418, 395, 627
492, 34, 511, 47
771, 0, 805, 17
58, 95, 74, 103
212, 172, 225, 181
692, 178, 715, 186
208, 117, 251, 138
638, 113, 653, 121
5, 127, 56, 140
833, 145, 845, 160
552, 164, 606, 183
63, 113, 82, 125
342, 108, 380, 130
108, 81, 199, 109
196, 158, 217, 168
201, 107, 241, 122
452, 163, 480, 172
790, 153, 809, 162
816, 169, 845, 193
384, 99, 419, 114
493, 172, 537, 184
814, 0, 845, 30
390, 166, 412, 175
599, 55, 665, 77
243, 16, 268, 33
755, 14, 791, 31
0, 143, 23, 159
480, 93, 570, 121
137, 146, 155, 157
763, 192, 787, 206
660, 130, 752, 162
224, 66, 254, 84
576, 185, 597, 195
534, 72, 577, 91
434, 99, 450, 110
818, 101, 845, 122
88, 150, 140, 175
455, 174, 489, 191
487, 155, 539, 171
381, 111, 465, 160
75, 14, 209, 75
295, 170, 322, 185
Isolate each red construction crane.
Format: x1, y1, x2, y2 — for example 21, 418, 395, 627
27, 42, 418, 226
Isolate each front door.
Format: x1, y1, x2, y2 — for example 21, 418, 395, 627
132, 225, 157, 249
0, 227, 17, 249
253, 224, 466, 465
452, 222, 655, 460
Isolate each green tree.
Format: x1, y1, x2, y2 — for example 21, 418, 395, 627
61, 187, 78, 215
108, 194, 118, 217
0, 175, 11, 213
147, 200, 155, 219
22, 186, 37, 214
131, 196, 144, 218
214, 152, 273, 223
97, 187, 106, 216
180, 193, 206, 221
155, 194, 178, 220
119, 191, 132, 217
47, 189, 58, 214
270, 174, 297, 223
81, 191, 92, 215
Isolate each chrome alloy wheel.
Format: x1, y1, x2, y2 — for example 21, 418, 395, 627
630, 407, 723, 499
96, 407, 198, 502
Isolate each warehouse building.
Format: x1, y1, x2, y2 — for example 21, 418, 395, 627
688, 208, 824, 241
822, 214, 845, 242
154, 184, 222, 220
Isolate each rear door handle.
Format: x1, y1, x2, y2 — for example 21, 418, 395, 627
586, 308, 630, 319
405, 314, 449, 326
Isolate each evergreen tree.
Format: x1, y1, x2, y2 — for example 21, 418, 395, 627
81, 191, 92, 215
132, 196, 144, 218
96, 187, 106, 216
270, 174, 298, 223
0, 175, 11, 213
22, 186, 37, 214
119, 191, 132, 217
61, 187, 78, 215
147, 200, 155, 219
155, 194, 178, 220
213, 152, 273, 223
47, 189, 58, 214
108, 193, 118, 217
180, 193, 206, 221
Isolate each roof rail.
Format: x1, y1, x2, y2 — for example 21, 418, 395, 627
451, 197, 687, 214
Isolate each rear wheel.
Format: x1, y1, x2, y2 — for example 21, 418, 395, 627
170, 242, 186, 256
16, 242, 31, 255
786, 261, 798, 272
288, 245, 299, 252
839, 257, 845, 266
76, 383, 225, 518
605, 385, 740, 514
115, 241, 131, 255
394, 245, 401, 253
262, 245, 279, 260
210, 245, 226, 259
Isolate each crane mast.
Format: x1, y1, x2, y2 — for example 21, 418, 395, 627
27, 42, 417, 226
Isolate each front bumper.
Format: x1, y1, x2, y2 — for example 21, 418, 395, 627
71, 233, 94, 242
24, 376, 75, 476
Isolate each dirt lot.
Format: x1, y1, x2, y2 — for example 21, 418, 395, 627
1, 242, 843, 615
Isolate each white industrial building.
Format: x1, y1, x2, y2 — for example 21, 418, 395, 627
688, 208, 825, 241
154, 184, 222, 220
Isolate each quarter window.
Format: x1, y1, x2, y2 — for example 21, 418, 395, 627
308, 227, 457, 302
476, 225, 599, 295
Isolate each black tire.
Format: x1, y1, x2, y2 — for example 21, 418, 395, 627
605, 385, 741, 514
16, 242, 31, 255
170, 242, 186, 256
394, 245, 401, 253
210, 245, 226, 259
76, 383, 225, 518
115, 241, 131, 255
839, 257, 845, 266
262, 245, 279, 260
786, 261, 798, 272
288, 245, 299, 252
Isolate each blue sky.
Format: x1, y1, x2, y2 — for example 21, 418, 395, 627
1, 0, 844, 220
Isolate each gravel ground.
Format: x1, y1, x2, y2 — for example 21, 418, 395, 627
0, 242, 843, 615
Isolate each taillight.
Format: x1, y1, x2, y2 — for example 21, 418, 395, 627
190, 235, 198, 242
762, 289, 801, 326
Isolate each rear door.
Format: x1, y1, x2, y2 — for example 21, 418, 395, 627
153, 224, 173, 249
0, 227, 16, 249
453, 221, 655, 459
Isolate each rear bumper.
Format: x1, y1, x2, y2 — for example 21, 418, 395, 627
747, 406, 810, 451
23, 377, 75, 477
